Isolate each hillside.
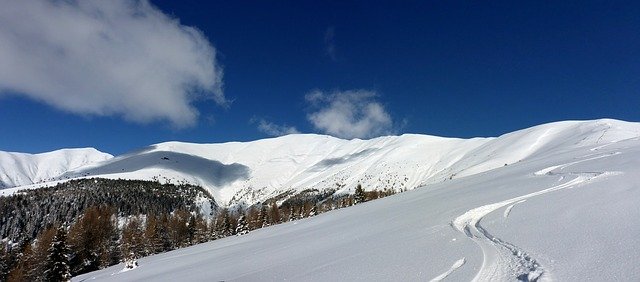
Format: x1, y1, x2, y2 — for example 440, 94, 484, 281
0, 148, 112, 189
2, 119, 640, 210
75, 120, 640, 281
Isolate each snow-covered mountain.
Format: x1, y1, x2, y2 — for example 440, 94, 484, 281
3, 119, 640, 209
75, 118, 640, 281
0, 148, 113, 189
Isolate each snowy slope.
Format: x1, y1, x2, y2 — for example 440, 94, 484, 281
75, 120, 640, 281
4, 119, 640, 210
62, 119, 640, 206
0, 148, 113, 189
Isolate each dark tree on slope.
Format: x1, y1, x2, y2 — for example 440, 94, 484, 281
144, 215, 165, 255
235, 216, 249, 235
32, 226, 58, 279
269, 202, 281, 225
354, 184, 366, 204
0, 245, 8, 281
67, 205, 118, 275
168, 209, 190, 248
121, 217, 145, 260
258, 205, 269, 228
192, 215, 209, 243
6, 239, 35, 281
44, 227, 71, 282
217, 209, 233, 237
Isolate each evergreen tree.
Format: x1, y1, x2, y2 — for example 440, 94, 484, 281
245, 206, 260, 230
44, 227, 71, 282
193, 215, 209, 243
235, 216, 249, 235
354, 184, 366, 204
9, 239, 38, 281
258, 205, 269, 228
33, 226, 57, 278
208, 217, 219, 240
168, 209, 190, 248
269, 202, 281, 225
0, 244, 8, 281
144, 215, 164, 254
121, 217, 145, 261
67, 205, 117, 274
216, 209, 232, 237
187, 215, 197, 244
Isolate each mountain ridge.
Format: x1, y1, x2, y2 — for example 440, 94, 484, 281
2, 119, 639, 208
0, 147, 112, 189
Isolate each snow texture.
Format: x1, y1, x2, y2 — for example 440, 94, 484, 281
6, 119, 639, 209
67, 119, 640, 281
0, 148, 112, 189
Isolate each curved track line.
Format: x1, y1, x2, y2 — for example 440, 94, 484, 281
430, 258, 466, 282
453, 151, 621, 281
503, 200, 526, 218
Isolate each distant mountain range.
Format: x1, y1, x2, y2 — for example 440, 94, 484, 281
2, 119, 639, 208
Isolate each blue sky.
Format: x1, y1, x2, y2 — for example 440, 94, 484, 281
1, 1, 639, 155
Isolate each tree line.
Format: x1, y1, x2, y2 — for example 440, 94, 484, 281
0, 180, 396, 281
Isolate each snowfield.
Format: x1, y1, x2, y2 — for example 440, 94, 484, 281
4, 119, 640, 208
66, 119, 640, 281
0, 148, 112, 189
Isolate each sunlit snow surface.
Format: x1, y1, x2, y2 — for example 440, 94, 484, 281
72, 119, 640, 281
5, 119, 640, 208
0, 148, 112, 189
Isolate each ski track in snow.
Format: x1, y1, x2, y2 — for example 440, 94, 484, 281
430, 258, 466, 282
503, 200, 526, 218
533, 152, 620, 176
452, 151, 622, 281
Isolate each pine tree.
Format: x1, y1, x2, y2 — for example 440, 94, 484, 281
235, 216, 249, 235
144, 215, 164, 254
44, 227, 71, 282
0, 244, 8, 282
7, 238, 35, 281
269, 202, 281, 225
245, 206, 260, 230
33, 226, 57, 278
121, 217, 145, 261
208, 217, 219, 240
67, 205, 117, 274
192, 215, 209, 243
0, 246, 7, 281
354, 184, 366, 204
187, 215, 197, 244
258, 205, 269, 228
216, 209, 232, 237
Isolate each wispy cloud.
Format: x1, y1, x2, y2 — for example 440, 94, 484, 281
324, 26, 337, 61
305, 89, 394, 139
253, 118, 300, 137
0, 0, 225, 128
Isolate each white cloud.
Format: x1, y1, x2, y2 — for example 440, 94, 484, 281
306, 89, 394, 139
254, 118, 300, 137
0, 0, 225, 127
